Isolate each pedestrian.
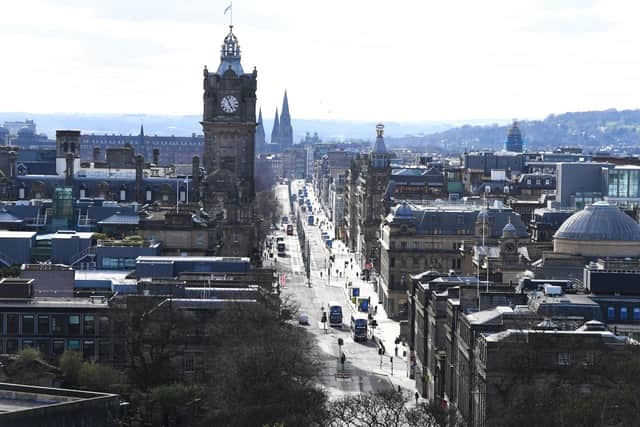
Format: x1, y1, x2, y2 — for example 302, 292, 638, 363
395, 346, 398, 356
397, 385, 401, 393
356, 272, 359, 278
374, 306, 378, 315
320, 271, 322, 278
415, 392, 419, 405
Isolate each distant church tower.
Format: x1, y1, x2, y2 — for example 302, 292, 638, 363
201, 25, 258, 257
270, 108, 280, 145
278, 90, 293, 149
255, 108, 266, 155
504, 120, 523, 152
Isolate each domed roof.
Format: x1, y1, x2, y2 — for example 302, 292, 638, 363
554, 202, 640, 241
394, 202, 413, 219
502, 221, 517, 238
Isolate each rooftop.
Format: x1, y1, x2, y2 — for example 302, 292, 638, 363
554, 202, 640, 241
0, 231, 36, 239
136, 256, 250, 263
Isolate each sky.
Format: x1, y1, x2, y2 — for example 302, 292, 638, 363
1, 0, 640, 122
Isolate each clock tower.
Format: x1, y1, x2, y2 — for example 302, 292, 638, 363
202, 25, 258, 257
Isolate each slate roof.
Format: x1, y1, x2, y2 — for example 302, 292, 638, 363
554, 201, 640, 241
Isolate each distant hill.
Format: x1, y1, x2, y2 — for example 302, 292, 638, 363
4, 109, 638, 153
0, 112, 461, 142
405, 108, 640, 153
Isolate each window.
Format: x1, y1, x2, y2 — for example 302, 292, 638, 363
52, 340, 65, 356
6, 339, 18, 354
99, 315, 110, 336
68, 315, 81, 336
184, 352, 195, 372
620, 307, 628, 321
634, 308, 640, 321
390, 257, 395, 268
98, 341, 111, 361
36, 340, 49, 355
83, 340, 96, 359
22, 340, 34, 349
6, 314, 19, 335
390, 241, 396, 249
607, 306, 616, 321
557, 352, 571, 366
38, 315, 50, 335
22, 315, 34, 335
84, 315, 95, 336
68, 340, 80, 351
52, 315, 66, 335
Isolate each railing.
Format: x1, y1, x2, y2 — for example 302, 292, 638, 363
69, 245, 96, 266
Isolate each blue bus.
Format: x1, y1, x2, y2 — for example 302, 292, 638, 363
328, 301, 343, 327
350, 314, 368, 342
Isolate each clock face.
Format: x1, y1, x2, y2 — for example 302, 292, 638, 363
220, 95, 239, 113
504, 242, 516, 253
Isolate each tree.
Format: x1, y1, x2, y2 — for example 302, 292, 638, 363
201, 304, 327, 427
59, 350, 83, 385
327, 390, 454, 427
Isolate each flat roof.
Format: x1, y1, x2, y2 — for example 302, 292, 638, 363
74, 270, 136, 285
0, 383, 117, 415
0, 231, 37, 239
136, 256, 250, 263
0, 297, 108, 309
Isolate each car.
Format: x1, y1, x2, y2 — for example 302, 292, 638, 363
298, 313, 310, 325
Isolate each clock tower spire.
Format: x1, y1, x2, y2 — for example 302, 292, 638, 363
201, 25, 258, 258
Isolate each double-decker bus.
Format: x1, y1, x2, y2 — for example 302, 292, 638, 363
350, 314, 368, 342
327, 301, 343, 327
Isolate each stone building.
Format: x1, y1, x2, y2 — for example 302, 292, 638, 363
379, 203, 478, 317
343, 124, 392, 270
201, 25, 258, 258
378, 201, 528, 317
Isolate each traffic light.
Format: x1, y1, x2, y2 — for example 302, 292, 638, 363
338, 338, 344, 346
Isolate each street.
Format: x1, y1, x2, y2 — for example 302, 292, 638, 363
269, 181, 413, 398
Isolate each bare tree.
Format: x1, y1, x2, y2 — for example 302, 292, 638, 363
327, 390, 451, 427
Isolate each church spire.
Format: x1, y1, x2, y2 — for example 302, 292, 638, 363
278, 90, 293, 149
255, 108, 266, 154
271, 108, 280, 144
